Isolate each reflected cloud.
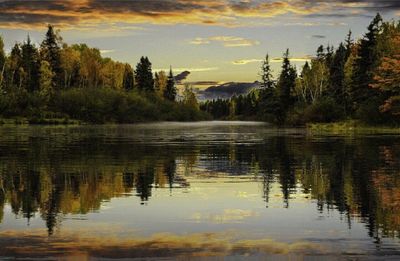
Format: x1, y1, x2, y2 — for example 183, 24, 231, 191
191, 209, 259, 223
0, 229, 329, 258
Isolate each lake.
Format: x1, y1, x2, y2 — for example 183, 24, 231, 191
0, 122, 399, 260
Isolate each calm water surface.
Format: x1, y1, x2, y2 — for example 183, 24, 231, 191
0, 121, 399, 260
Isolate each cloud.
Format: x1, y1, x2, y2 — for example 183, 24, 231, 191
175, 71, 191, 83
232, 59, 263, 65
191, 209, 259, 223
311, 35, 327, 39
233, 56, 313, 65
0, 0, 394, 30
190, 81, 221, 86
156, 67, 219, 73
0, 229, 329, 258
271, 56, 314, 63
190, 36, 260, 47
100, 49, 115, 54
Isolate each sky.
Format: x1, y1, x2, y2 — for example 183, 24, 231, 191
0, 0, 399, 84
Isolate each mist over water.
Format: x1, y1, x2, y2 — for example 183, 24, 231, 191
0, 122, 399, 259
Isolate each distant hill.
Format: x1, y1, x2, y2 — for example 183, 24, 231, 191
197, 81, 260, 100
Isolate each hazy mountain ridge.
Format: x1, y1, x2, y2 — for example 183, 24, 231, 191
197, 81, 260, 100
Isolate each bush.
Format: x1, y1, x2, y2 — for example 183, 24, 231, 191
354, 96, 394, 125
51, 87, 209, 123
303, 98, 344, 123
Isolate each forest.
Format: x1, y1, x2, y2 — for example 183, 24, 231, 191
0, 26, 208, 123
201, 14, 400, 126
0, 14, 399, 125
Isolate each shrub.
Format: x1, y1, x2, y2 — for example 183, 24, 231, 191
303, 98, 344, 123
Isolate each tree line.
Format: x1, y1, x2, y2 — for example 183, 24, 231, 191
0, 25, 205, 123
201, 14, 400, 126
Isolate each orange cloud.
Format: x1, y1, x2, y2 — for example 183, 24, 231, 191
0, 0, 379, 30
190, 36, 260, 47
0, 229, 330, 258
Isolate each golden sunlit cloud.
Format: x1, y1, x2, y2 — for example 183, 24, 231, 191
100, 49, 115, 54
191, 209, 259, 223
233, 56, 313, 65
155, 67, 219, 72
190, 36, 260, 47
232, 59, 263, 65
271, 56, 314, 63
0, 0, 390, 29
0, 229, 330, 258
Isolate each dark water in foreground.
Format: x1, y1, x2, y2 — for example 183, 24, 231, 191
0, 122, 399, 260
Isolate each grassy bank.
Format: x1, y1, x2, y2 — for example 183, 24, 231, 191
307, 120, 400, 134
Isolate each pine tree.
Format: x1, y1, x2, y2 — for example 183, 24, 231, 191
164, 68, 177, 101
9, 43, 23, 88
345, 30, 353, 58
21, 36, 40, 92
276, 49, 297, 124
351, 13, 383, 109
260, 54, 274, 89
316, 45, 325, 60
41, 25, 62, 88
135, 56, 154, 92
122, 63, 134, 91
329, 43, 347, 107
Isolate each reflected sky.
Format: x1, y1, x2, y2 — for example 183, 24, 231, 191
0, 122, 400, 259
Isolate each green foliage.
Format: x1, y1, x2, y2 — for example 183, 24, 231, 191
260, 54, 274, 89
0, 36, 5, 89
21, 36, 40, 92
303, 98, 344, 123
51, 88, 209, 123
276, 49, 297, 124
135, 56, 154, 92
163, 68, 177, 101
41, 25, 62, 88
122, 63, 134, 91
350, 14, 383, 111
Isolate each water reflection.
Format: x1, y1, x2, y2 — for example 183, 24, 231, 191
0, 123, 399, 255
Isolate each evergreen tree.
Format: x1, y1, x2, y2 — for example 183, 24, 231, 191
122, 63, 134, 91
9, 43, 23, 88
41, 25, 62, 88
21, 36, 40, 92
345, 30, 353, 57
135, 56, 154, 92
164, 68, 177, 101
260, 54, 274, 89
316, 45, 325, 60
325, 45, 334, 67
351, 13, 383, 110
328, 43, 348, 108
277, 49, 297, 123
